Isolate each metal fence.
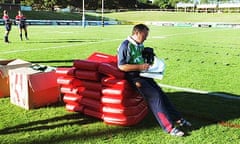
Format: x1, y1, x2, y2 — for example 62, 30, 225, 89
0, 19, 119, 26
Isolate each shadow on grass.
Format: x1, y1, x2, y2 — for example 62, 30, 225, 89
29, 59, 76, 68
30, 59, 74, 64
0, 113, 99, 135
25, 38, 101, 44
167, 92, 240, 132
0, 92, 239, 143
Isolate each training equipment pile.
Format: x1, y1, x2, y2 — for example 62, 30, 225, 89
56, 52, 148, 126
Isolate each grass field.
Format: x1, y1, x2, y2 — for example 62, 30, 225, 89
104, 11, 240, 23
4, 10, 240, 22
0, 25, 240, 143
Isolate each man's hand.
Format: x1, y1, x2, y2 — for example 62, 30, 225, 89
140, 63, 150, 71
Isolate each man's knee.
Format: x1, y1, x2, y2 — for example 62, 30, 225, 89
135, 81, 141, 88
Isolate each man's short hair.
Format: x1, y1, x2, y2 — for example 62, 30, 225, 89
132, 24, 149, 35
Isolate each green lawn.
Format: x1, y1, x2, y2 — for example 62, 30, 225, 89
104, 11, 240, 23
0, 25, 240, 143
1, 25, 240, 95
5, 10, 240, 23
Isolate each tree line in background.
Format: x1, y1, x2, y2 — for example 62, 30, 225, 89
19, 0, 178, 11
18, 0, 235, 11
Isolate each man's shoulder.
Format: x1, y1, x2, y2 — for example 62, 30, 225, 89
118, 39, 130, 53
119, 39, 129, 48
122, 39, 129, 45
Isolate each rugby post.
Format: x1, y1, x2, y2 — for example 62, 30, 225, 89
82, 0, 86, 27
102, 0, 104, 27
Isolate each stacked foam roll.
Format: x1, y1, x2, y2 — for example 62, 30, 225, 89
88, 52, 148, 126
101, 77, 148, 126
56, 60, 104, 119
55, 67, 81, 111
56, 52, 148, 126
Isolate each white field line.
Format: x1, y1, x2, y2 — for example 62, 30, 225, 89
156, 28, 240, 100
3, 28, 238, 100
163, 28, 227, 37
158, 83, 240, 100
1, 39, 123, 54
1, 28, 226, 54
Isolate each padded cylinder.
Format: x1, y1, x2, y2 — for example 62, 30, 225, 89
74, 69, 100, 81
60, 86, 79, 95
83, 108, 104, 120
55, 67, 75, 76
79, 80, 102, 91
65, 103, 83, 112
80, 97, 102, 111
73, 59, 99, 71
58, 77, 102, 91
101, 94, 144, 107
101, 77, 131, 89
57, 76, 82, 87
98, 63, 125, 79
79, 89, 102, 100
102, 87, 138, 98
63, 93, 82, 104
87, 52, 117, 65
103, 106, 148, 126
102, 100, 147, 116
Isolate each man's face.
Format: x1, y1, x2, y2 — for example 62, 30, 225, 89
136, 30, 149, 44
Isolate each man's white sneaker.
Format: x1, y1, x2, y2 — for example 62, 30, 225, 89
178, 118, 192, 127
170, 128, 184, 137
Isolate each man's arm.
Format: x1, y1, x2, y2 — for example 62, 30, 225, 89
118, 63, 149, 72
117, 40, 150, 72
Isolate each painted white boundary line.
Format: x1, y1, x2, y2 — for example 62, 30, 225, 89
1, 39, 122, 54
158, 83, 240, 100
2, 28, 225, 54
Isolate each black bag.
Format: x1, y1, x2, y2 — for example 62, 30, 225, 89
142, 47, 155, 65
